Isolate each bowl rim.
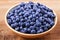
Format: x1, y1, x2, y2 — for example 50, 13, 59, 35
5, 2, 57, 36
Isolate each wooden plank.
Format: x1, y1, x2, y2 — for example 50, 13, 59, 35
0, 0, 60, 40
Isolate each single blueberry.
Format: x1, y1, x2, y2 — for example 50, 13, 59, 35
24, 17, 28, 20
43, 14, 48, 18
27, 28, 31, 32
31, 30, 36, 34
38, 17, 43, 22
28, 15, 32, 19
12, 20, 16, 23
19, 16, 23, 19
25, 22, 30, 27
7, 19, 11, 24
47, 18, 52, 23
23, 28, 27, 32
20, 26, 23, 30
45, 23, 50, 28
20, 29, 25, 33
30, 22, 35, 26
19, 22, 21, 26
50, 21, 54, 26
32, 14, 35, 17
15, 10, 18, 13
31, 18, 36, 22
44, 27, 48, 31
36, 20, 41, 27
37, 28, 43, 33
16, 18, 20, 22
20, 19, 25, 22
11, 24, 16, 28
37, 9, 41, 12
43, 22, 46, 25
9, 12, 14, 16
15, 27, 20, 31
14, 13, 18, 16
29, 26, 35, 29
35, 27, 40, 31
10, 16, 15, 20
7, 14, 10, 19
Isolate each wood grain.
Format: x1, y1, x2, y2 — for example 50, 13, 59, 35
0, 0, 60, 40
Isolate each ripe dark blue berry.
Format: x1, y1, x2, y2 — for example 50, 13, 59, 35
15, 27, 20, 31
31, 30, 36, 34
37, 29, 43, 33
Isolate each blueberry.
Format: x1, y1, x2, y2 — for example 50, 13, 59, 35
27, 28, 31, 32
19, 22, 21, 26
30, 22, 35, 26
24, 17, 28, 20
7, 19, 11, 24
47, 18, 52, 23
37, 29, 43, 33
20, 7, 24, 11
20, 19, 25, 22
32, 12, 35, 14
15, 16, 20, 21
27, 19, 31, 23
43, 14, 48, 18
43, 27, 48, 31
36, 20, 41, 27
32, 18, 36, 22
45, 23, 50, 28
7, 14, 10, 19
14, 22, 18, 26
43, 22, 46, 25
12, 20, 16, 23
20, 29, 25, 33
21, 23, 25, 27
25, 22, 30, 27
50, 21, 54, 26
31, 30, 36, 34
14, 13, 18, 16
19, 16, 23, 19
15, 10, 18, 13
36, 16, 39, 19
28, 15, 32, 19
11, 24, 16, 28
37, 9, 41, 12
35, 27, 40, 31
10, 16, 15, 20
24, 12, 29, 17
19, 13, 22, 16
29, 26, 35, 29
33, 5, 37, 10
20, 26, 23, 30
38, 17, 43, 22
23, 28, 27, 32
9, 12, 14, 16
32, 14, 36, 18
15, 27, 20, 31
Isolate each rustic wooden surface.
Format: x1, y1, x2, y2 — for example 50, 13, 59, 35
0, 0, 60, 40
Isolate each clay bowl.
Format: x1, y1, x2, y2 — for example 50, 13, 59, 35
5, 2, 57, 38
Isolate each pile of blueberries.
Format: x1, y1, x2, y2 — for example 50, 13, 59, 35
7, 2, 55, 34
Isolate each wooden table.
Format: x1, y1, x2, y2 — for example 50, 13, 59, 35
0, 0, 60, 40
